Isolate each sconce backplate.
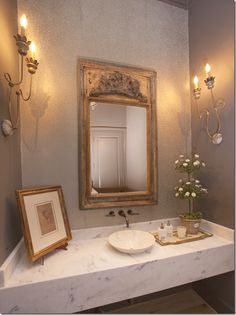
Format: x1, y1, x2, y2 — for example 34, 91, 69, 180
212, 133, 223, 145
1, 120, 14, 137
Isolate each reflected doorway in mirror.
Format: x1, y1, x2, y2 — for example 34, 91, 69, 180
78, 59, 158, 209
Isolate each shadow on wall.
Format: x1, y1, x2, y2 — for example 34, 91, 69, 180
177, 110, 191, 155
4, 195, 21, 241
22, 91, 50, 152
193, 271, 235, 313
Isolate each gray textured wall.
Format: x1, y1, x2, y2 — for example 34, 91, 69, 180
189, 0, 234, 229
17, 0, 191, 229
0, 0, 22, 265
189, 0, 235, 313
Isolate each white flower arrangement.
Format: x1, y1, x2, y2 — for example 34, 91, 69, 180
174, 153, 208, 219
174, 178, 207, 200
174, 153, 206, 174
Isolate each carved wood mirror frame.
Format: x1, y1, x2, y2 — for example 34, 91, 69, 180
78, 59, 158, 209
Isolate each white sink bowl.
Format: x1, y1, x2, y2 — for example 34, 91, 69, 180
108, 229, 155, 254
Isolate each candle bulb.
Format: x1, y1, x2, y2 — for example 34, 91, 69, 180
20, 14, 27, 36
193, 75, 199, 89
205, 63, 211, 78
29, 41, 36, 60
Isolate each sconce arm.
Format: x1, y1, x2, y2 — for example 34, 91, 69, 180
19, 75, 33, 101
195, 92, 221, 140
4, 89, 20, 132
4, 56, 24, 87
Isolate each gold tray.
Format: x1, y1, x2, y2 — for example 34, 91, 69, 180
152, 229, 213, 246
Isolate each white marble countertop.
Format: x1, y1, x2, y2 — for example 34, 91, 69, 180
0, 218, 234, 313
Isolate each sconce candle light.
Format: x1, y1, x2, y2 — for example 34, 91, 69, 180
193, 63, 225, 145
1, 14, 39, 137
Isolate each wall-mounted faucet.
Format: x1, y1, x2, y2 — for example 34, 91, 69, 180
118, 210, 129, 228
105, 210, 115, 217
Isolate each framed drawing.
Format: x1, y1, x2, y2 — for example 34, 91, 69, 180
16, 186, 72, 262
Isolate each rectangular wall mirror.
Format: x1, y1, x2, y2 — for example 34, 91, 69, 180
78, 59, 158, 209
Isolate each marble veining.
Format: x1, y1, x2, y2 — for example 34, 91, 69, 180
0, 218, 234, 313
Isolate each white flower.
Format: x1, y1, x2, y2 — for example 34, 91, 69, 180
175, 193, 179, 197
193, 160, 200, 166
178, 187, 183, 192
184, 192, 190, 197
179, 179, 183, 183
195, 184, 200, 188
186, 182, 191, 185
191, 192, 197, 197
202, 162, 206, 167
183, 163, 188, 167
185, 159, 190, 162
202, 188, 208, 193
195, 180, 200, 184
179, 155, 184, 158
194, 154, 199, 158
174, 186, 178, 190
175, 160, 179, 164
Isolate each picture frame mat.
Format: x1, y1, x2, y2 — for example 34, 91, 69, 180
23, 191, 67, 253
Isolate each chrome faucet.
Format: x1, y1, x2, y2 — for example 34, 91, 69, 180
118, 210, 129, 228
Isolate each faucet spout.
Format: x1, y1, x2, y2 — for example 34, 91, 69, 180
124, 216, 129, 228
118, 210, 129, 228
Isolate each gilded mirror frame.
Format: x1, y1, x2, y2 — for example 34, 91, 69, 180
78, 59, 158, 209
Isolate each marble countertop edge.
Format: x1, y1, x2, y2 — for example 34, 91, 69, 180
0, 217, 234, 289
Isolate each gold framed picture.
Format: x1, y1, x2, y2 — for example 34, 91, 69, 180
16, 186, 72, 262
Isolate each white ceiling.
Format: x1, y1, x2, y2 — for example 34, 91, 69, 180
158, 0, 189, 10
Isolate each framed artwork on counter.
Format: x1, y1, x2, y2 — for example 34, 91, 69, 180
16, 186, 72, 262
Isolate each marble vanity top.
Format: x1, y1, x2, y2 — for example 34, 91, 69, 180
0, 218, 234, 313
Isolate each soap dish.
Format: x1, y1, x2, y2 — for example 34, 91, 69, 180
152, 229, 213, 246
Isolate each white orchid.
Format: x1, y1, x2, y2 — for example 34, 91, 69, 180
195, 180, 200, 184
191, 192, 197, 198
178, 187, 183, 192
185, 159, 190, 162
179, 155, 184, 158
183, 163, 188, 167
175, 160, 179, 164
175, 193, 179, 197
186, 182, 191, 185
202, 162, 206, 167
184, 192, 190, 197
179, 179, 183, 183
194, 154, 199, 158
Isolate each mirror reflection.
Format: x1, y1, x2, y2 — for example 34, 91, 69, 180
90, 102, 147, 194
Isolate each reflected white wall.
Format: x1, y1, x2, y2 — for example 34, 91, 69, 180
126, 106, 147, 191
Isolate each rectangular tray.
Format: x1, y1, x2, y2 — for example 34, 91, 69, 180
152, 229, 213, 246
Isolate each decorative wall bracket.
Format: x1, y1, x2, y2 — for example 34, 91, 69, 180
1, 14, 39, 137
193, 65, 225, 145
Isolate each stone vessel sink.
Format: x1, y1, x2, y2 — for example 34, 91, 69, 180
108, 229, 156, 254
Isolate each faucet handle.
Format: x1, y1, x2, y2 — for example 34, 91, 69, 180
127, 209, 139, 215
105, 210, 115, 217
118, 209, 125, 216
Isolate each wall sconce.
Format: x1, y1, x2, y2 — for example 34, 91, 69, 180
193, 64, 225, 145
1, 14, 39, 137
